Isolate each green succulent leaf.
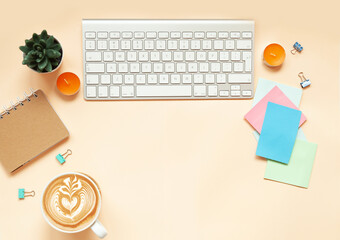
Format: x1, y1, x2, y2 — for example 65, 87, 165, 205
19, 46, 30, 54
46, 36, 55, 48
51, 59, 60, 67
45, 60, 52, 72
46, 49, 61, 58
40, 30, 48, 40
39, 39, 47, 48
28, 62, 37, 69
32, 33, 40, 43
50, 43, 61, 51
38, 57, 48, 70
25, 39, 34, 48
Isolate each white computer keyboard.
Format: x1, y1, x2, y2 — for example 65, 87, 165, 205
82, 19, 254, 100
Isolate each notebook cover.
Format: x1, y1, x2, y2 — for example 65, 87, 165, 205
0, 90, 69, 172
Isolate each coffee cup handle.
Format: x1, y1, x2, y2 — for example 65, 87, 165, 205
91, 220, 108, 238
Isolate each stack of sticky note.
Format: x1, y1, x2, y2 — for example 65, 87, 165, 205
245, 78, 317, 188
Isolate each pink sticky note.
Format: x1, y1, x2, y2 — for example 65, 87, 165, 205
245, 86, 307, 133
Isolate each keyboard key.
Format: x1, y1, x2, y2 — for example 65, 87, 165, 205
236, 40, 252, 50
118, 63, 128, 73
183, 74, 192, 84
133, 40, 143, 50
242, 90, 252, 96
109, 40, 119, 50
115, 52, 125, 61
156, 40, 166, 50
154, 63, 163, 73
222, 63, 232, 72
136, 75, 146, 84
194, 86, 206, 96
130, 63, 140, 73
213, 40, 223, 50
147, 75, 157, 84
86, 86, 96, 98
233, 62, 244, 72
208, 52, 218, 61
216, 74, 226, 83
207, 32, 217, 38
220, 90, 229, 97
230, 32, 241, 38
124, 75, 134, 84
182, 32, 193, 38
199, 63, 209, 72
202, 40, 212, 50
98, 86, 108, 97
127, 52, 137, 61
86, 52, 102, 62
176, 63, 186, 73
171, 74, 180, 84
188, 63, 198, 72
142, 63, 152, 73
168, 40, 178, 50
179, 40, 189, 50
98, 32, 108, 39
230, 85, 241, 90
159, 32, 169, 39
242, 32, 252, 38
193, 74, 203, 84
208, 86, 218, 96
194, 32, 205, 38
231, 51, 241, 61
138, 51, 149, 61
134, 32, 145, 38
242, 52, 252, 72
231, 90, 241, 96
197, 52, 207, 61
137, 86, 191, 97
146, 32, 157, 38
122, 86, 134, 97
85, 40, 96, 50
107, 63, 117, 73
211, 63, 221, 72
185, 52, 195, 61
218, 32, 229, 38
170, 32, 181, 38
191, 40, 200, 50
109, 32, 120, 39
219, 51, 229, 61
145, 40, 154, 50
228, 74, 251, 83
121, 40, 131, 50
122, 32, 133, 38
112, 75, 123, 84
174, 52, 184, 61
86, 75, 99, 84
103, 52, 113, 61
110, 86, 120, 97
101, 75, 111, 84
85, 32, 95, 39
86, 63, 104, 73
205, 74, 215, 84
165, 63, 175, 73
159, 74, 169, 84
162, 52, 172, 61
150, 52, 160, 61
225, 40, 235, 50
97, 40, 107, 50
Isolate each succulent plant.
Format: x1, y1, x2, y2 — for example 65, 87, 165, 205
19, 30, 62, 73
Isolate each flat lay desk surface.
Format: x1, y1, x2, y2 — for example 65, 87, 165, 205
1, 0, 340, 239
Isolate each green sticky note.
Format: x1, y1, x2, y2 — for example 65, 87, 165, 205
264, 139, 317, 188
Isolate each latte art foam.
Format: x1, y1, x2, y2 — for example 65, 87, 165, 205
42, 174, 100, 232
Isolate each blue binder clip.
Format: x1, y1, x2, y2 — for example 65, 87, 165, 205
298, 72, 311, 88
18, 189, 35, 199
291, 42, 303, 54
56, 149, 72, 164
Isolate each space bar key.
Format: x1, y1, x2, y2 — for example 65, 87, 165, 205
137, 86, 192, 97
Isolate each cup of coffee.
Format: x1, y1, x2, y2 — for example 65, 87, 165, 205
41, 172, 107, 238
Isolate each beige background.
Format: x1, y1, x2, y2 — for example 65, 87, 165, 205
1, 0, 340, 239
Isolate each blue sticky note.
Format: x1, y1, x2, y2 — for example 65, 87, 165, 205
256, 102, 302, 164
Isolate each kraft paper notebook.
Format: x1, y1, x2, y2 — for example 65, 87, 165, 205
0, 89, 69, 173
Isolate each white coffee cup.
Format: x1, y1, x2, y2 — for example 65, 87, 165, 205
41, 172, 107, 238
